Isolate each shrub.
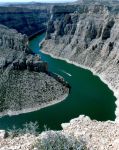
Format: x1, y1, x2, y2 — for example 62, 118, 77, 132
32, 131, 87, 150
8, 121, 39, 138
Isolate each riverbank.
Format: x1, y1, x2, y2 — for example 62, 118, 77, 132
0, 92, 69, 118
0, 65, 70, 118
40, 49, 118, 122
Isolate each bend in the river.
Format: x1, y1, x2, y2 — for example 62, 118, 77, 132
0, 33, 116, 131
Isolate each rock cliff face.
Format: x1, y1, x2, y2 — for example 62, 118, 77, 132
0, 25, 30, 69
0, 5, 50, 37
0, 25, 69, 116
42, 0, 119, 122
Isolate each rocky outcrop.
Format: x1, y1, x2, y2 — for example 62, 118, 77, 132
42, 0, 119, 122
61, 115, 119, 150
0, 25, 69, 116
0, 25, 31, 69
0, 115, 119, 150
13, 54, 48, 72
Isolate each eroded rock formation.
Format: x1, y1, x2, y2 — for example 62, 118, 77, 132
42, 0, 119, 122
0, 25, 69, 116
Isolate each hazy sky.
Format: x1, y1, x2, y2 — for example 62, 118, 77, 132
0, 0, 76, 3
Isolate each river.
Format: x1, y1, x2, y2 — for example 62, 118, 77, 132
0, 33, 116, 131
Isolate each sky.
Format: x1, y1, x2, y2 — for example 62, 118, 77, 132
0, 0, 76, 3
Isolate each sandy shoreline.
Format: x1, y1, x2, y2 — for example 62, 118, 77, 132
0, 92, 69, 118
41, 49, 119, 123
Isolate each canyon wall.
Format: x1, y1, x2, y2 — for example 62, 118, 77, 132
42, 0, 119, 122
0, 5, 50, 37
0, 24, 69, 116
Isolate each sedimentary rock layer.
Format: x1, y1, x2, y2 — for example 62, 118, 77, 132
42, 0, 119, 122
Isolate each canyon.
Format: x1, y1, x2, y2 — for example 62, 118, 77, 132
42, 0, 119, 122
0, 3, 51, 37
1, 0, 119, 149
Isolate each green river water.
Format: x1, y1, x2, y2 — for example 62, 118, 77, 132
0, 33, 116, 131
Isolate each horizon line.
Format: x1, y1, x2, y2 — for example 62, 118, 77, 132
0, 0, 76, 4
